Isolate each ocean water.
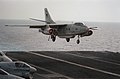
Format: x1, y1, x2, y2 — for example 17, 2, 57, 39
0, 20, 120, 52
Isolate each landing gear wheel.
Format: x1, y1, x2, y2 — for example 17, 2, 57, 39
51, 35, 56, 42
66, 38, 70, 42
77, 39, 80, 44
76, 35, 80, 44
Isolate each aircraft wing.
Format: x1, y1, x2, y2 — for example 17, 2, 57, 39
5, 25, 30, 27
5, 24, 68, 28
30, 24, 67, 28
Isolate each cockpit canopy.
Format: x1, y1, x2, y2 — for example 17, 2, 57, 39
15, 61, 29, 68
74, 22, 84, 26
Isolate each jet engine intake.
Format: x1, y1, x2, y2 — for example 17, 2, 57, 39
82, 30, 93, 36
49, 28, 54, 34
49, 28, 57, 35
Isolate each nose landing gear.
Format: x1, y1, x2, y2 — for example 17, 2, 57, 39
76, 35, 80, 44
77, 39, 80, 44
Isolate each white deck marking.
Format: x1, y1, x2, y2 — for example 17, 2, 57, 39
31, 64, 73, 79
26, 51, 120, 78
65, 52, 120, 66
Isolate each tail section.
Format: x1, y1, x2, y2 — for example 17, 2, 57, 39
44, 8, 55, 24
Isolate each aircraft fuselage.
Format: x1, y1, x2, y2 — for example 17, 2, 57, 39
42, 23, 89, 38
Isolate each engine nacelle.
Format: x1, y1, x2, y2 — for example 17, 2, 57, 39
49, 28, 54, 34
42, 28, 57, 35
82, 30, 93, 36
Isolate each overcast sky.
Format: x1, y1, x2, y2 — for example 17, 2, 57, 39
0, 0, 120, 22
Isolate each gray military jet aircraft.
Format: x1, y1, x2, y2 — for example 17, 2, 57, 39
0, 68, 24, 79
6, 8, 97, 44
0, 61, 36, 79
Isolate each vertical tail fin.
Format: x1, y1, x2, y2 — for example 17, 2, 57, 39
44, 8, 55, 24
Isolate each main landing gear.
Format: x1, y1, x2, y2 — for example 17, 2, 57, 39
49, 35, 80, 44
51, 35, 56, 42
48, 35, 56, 42
76, 35, 80, 44
65, 35, 80, 44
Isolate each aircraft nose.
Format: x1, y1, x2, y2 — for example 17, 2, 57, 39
85, 26, 89, 31
30, 67, 37, 73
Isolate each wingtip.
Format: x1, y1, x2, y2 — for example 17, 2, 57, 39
44, 8, 48, 11
29, 18, 33, 20
5, 25, 8, 26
